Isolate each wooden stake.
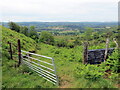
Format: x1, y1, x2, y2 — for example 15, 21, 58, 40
83, 42, 88, 64
113, 38, 118, 49
8, 41, 13, 59
18, 39, 21, 67
104, 38, 109, 61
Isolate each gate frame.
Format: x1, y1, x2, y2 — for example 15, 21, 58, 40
21, 50, 59, 86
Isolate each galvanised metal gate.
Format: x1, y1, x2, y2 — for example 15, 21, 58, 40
21, 50, 59, 85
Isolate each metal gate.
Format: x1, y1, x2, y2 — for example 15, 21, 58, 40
21, 50, 59, 85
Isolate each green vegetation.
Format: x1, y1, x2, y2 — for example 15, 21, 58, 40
2, 21, 119, 88
2, 26, 56, 88
8, 22, 20, 32
8, 22, 39, 42
74, 50, 119, 88
39, 31, 54, 45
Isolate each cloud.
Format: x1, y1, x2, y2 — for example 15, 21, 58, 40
0, 0, 118, 22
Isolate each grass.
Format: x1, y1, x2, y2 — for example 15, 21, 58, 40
36, 43, 117, 88
2, 26, 57, 88
2, 26, 119, 88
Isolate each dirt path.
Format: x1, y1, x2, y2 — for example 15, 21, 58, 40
59, 75, 74, 88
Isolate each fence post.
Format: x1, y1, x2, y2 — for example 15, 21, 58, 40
83, 42, 88, 64
18, 39, 21, 67
52, 58, 59, 86
104, 38, 109, 61
8, 41, 13, 59
113, 38, 118, 49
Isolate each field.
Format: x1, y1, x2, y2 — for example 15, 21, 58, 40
1, 22, 119, 88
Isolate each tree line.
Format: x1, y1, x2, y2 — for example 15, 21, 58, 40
8, 22, 39, 42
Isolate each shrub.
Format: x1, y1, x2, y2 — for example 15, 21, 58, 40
56, 39, 67, 47
67, 42, 75, 48
75, 64, 106, 81
106, 49, 120, 73
73, 37, 82, 46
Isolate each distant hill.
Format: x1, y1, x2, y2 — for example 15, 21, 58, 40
2, 22, 117, 30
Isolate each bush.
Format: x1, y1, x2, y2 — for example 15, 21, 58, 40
75, 64, 106, 81
106, 49, 120, 73
55, 39, 67, 47
73, 37, 82, 46
67, 42, 75, 48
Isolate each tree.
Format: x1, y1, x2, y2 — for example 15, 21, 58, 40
20, 26, 29, 36
29, 26, 39, 41
30, 26, 35, 31
84, 27, 94, 41
8, 22, 20, 32
29, 30, 39, 40
39, 31, 54, 45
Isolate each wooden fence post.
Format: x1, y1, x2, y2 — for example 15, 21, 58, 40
83, 42, 88, 64
104, 38, 109, 61
8, 41, 13, 60
113, 38, 118, 49
18, 39, 21, 67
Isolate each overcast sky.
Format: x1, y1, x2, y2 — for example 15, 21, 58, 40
0, 0, 119, 22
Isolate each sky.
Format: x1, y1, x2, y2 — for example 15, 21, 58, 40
0, 0, 119, 22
